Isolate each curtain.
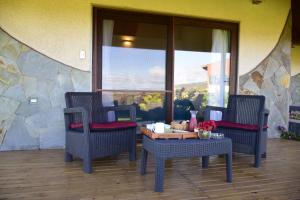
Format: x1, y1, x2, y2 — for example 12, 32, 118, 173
102, 20, 115, 122
209, 29, 229, 121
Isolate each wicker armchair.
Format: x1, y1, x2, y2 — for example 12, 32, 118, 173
64, 92, 137, 173
204, 95, 269, 167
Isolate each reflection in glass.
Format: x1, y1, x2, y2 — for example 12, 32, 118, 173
174, 25, 231, 120
102, 47, 166, 90
101, 19, 168, 123
102, 19, 167, 91
102, 91, 166, 123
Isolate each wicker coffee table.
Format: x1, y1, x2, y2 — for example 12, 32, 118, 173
140, 135, 232, 192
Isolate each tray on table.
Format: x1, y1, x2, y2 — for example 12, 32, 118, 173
140, 127, 198, 140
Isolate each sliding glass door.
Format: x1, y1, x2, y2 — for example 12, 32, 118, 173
100, 16, 168, 122
174, 25, 231, 120
93, 8, 238, 123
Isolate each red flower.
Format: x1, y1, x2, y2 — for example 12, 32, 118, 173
198, 120, 217, 131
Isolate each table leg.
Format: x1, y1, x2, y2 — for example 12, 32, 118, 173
202, 156, 209, 168
129, 132, 136, 161
226, 153, 232, 183
155, 157, 165, 192
140, 148, 148, 175
65, 151, 73, 162
255, 151, 261, 168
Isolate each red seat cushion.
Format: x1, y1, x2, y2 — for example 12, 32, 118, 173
90, 121, 137, 130
69, 121, 137, 131
215, 121, 268, 131
69, 122, 84, 129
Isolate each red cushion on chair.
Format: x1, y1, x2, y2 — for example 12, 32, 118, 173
215, 121, 268, 131
90, 121, 137, 130
70, 122, 83, 129
69, 122, 137, 130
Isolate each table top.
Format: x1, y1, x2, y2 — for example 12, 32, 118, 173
142, 134, 231, 144
140, 127, 198, 140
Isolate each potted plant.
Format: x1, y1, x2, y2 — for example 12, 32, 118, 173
278, 126, 300, 141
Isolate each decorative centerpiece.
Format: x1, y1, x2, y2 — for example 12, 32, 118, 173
197, 120, 217, 139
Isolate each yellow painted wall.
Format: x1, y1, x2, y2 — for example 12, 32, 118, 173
292, 45, 300, 75
0, 0, 290, 75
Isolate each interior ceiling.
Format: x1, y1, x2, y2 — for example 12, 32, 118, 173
174, 25, 212, 52
112, 20, 213, 51
292, 0, 300, 45
112, 20, 167, 50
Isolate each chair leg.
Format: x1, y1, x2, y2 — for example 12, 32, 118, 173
65, 151, 73, 162
140, 148, 148, 175
129, 133, 136, 161
261, 152, 267, 158
83, 157, 92, 174
226, 153, 232, 183
155, 157, 165, 192
202, 156, 209, 168
254, 152, 261, 168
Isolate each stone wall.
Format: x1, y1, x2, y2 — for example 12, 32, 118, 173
0, 28, 90, 150
239, 14, 291, 138
290, 73, 300, 105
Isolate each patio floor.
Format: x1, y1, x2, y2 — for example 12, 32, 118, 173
0, 139, 300, 200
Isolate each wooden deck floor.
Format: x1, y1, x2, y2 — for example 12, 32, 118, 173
0, 139, 300, 200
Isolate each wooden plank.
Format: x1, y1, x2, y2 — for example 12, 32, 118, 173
0, 139, 299, 200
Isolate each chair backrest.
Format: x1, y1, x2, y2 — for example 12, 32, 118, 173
65, 92, 107, 123
227, 95, 265, 125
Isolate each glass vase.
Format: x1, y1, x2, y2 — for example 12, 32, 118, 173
189, 110, 198, 132
198, 130, 211, 139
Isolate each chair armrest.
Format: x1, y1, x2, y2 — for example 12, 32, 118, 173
64, 107, 89, 133
204, 106, 228, 121
64, 107, 87, 114
103, 105, 136, 121
264, 109, 269, 115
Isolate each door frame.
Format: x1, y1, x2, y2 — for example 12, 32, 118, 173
92, 7, 239, 123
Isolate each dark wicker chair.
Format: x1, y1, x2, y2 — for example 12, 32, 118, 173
289, 105, 300, 136
63, 92, 137, 173
204, 95, 269, 167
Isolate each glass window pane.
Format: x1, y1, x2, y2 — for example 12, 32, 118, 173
102, 19, 167, 91
102, 91, 166, 123
174, 25, 231, 120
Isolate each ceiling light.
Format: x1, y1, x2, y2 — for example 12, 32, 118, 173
123, 40, 133, 47
121, 35, 135, 41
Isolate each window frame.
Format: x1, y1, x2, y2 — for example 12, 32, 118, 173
92, 7, 239, 123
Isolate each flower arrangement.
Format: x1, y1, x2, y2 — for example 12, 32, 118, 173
198, 120, 217, 131
197, 120, 217, 139
278, 126, 300, 141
